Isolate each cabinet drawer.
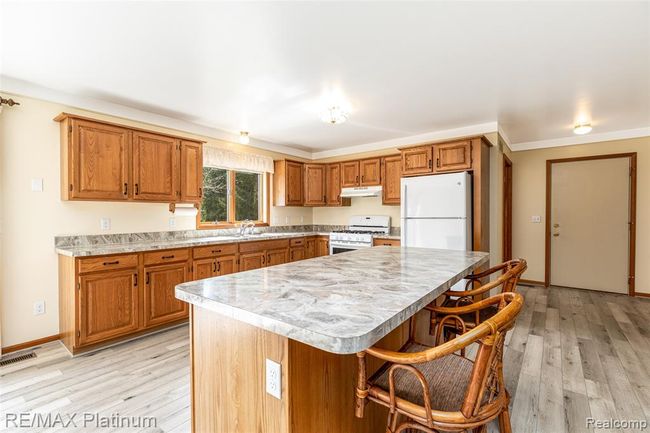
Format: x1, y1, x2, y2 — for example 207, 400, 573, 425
78, 254, 138, 274
290, 237, 306, 247
193, 243, 238, 259
239, 238, 290, 253
373, 238, 401, 247
143, 248, 189, 265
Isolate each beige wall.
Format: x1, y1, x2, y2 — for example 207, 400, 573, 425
511, 136, 649, 293
0, 94, 309, 347
313, 197, 401, 227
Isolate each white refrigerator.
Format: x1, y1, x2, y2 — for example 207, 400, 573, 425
401, 172, 472, 250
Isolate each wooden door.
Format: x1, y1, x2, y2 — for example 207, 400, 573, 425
401, 146, 433, 176
180, 140, 203, 202
304, 164, 326, 206
360, 158, 381, 186
70, 119, 130, 200
341, 161, 360, 187
193, 258, 216, 280
290, 247, 306, 262
305, 238, 316, 259
144, 263, 189, 328
216, 255, 238, 276
326, 164, 343, 206
316, 238, 329, 257
286, 161, 304, 206
240, 252, 265, 271
434, 141, 472, 172
267, 248, 289, 267
381, 155, 401, 205
78, 269, 139, 346
132, 131, 178, 201
503, 156, 513, 261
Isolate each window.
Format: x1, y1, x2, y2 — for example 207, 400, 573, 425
199, 167, 268, 228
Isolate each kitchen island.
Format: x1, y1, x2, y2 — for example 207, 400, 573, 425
176, 246, 489, 433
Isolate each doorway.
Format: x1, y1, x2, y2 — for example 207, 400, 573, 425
502, 155, 513, 261
545, 153, 637, 295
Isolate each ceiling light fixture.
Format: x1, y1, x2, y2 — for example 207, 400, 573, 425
239, 131, 250, 145
320, 105, 349, 125
573, 122, 592, 135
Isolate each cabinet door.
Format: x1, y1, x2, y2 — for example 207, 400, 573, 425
70, 119, 130, 200
304, 164, 326, 206
286, 161, 304, 206
401, 146, 433, 176
325, 164, 342, 206
341, 161, 360, 187
360, 158, 381, 186
193, 257, 216, 280
180, 140, 203, 202
132, 131, 178, 201
316, 238, 330, 257
216, 255, 238, 276
267, 248, 289, 267
305, 238, 316, 259
144, 263, 189, 328
382, 155, 402, 205
240, 252, 265, 271
290, 247, 306, 262
434, 140, 472, 172
78, 269, 139, 346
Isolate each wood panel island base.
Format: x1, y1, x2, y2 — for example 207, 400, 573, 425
176, 247, 489, 433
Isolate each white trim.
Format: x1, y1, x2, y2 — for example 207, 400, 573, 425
510, 127, 650, 152
0, 75, 313, 159
497, 125, 513, 152
311, 122, 498, 159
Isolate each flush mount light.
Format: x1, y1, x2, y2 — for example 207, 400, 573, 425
320, 105, 349, 125
239, 131, 250, 145
573, 122, 592, 135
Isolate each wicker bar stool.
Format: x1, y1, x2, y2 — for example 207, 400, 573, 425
355, 292, 524, 433
425, 259, 526, 341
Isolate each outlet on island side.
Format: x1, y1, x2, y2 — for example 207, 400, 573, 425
265, 358, 281, 399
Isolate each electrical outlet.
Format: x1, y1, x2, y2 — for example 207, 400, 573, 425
265, 358, 281, 399
300, 216, 304, 224
169, 217, 176, 228
31, 178, 44, 192
285, 216, 290, 225
33, 300, 45, 315
100, 217, 111, 231
531, 215, 541, 223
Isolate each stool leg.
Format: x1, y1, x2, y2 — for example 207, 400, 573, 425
498, 407, 512, 433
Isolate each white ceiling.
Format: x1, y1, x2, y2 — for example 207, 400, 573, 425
1, 1, 649, 156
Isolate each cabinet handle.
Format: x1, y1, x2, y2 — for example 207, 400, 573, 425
436, 158, 440, 168
356, 175, 359, 183
161, 255, 175, 259
217, 261, 221, 272
145, 272, 150, 285
103, 260, 119, 266
212, 249, 222, 254
133, 273, 138, 286
428, 160, 432, 169
323, 194, 326, 202
135, 183, 139, 195
213, 261, 217, 273
199, 187, 203, 197
361, 175, 365, 182
262, 255, 266, 264
123, 183, 128, 195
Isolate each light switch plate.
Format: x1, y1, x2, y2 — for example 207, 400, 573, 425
531, 215, 541, 223
265, 358, 281, 399
169, 217, 176, 228
33, 300, 45, 315
31, 178, 44, 192
100, 217, 111, 231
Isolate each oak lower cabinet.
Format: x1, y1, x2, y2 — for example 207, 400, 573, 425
192, 244, 239, 279
143, 261, 189, 328
267, 248, 289, 266
372, 238, 401, 247
290, 237, 306, 262
316, 236, 330, 257
239, 239, 291, 270
239, 252, 266, 271
305, 237, 316, 259
78, 268, 140, 346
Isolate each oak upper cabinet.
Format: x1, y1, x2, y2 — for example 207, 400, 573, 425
132, 131, 178, 201
433, 140, 472, 172
143, 261, 189, 328
401, 145, 433, 176
63, 118, 131, 200
304, 164, 326, 206
341, 161, 360, 187
274, 160, 304, 206
78, 267, 139, 346
180, 140, 203, 202
360, 158, 381, 186
381, 155, 402, 205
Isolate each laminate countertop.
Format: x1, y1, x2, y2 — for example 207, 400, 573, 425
175, 247, 489, 354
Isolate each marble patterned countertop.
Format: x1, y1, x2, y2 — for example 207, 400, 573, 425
175, 247, 489, 354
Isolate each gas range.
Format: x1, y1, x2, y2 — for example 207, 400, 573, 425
329, 216, 391, 254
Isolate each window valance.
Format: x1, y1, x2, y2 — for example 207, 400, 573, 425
203, 144, 275, 173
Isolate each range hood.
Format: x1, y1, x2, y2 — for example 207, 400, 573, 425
340, 185, 383, 198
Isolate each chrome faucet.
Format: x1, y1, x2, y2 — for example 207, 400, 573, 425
239, 220, 256, 237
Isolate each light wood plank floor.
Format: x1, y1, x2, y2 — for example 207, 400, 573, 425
2, 286, 649, 433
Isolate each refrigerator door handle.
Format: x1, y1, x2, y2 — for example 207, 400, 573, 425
402, 184, 407, 245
